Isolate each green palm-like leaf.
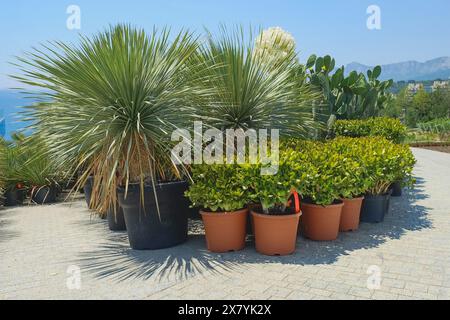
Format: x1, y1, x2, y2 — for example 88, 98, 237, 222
13, 25, 205, 212
194, 26, 320, 137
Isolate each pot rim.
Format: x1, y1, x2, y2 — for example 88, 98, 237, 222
200, 208, 248, 217
341, 196, 365, 202
364, 192, 390, 198
301, 200, 344, 208
251, 211, 302, 220
117, 180, 188, 192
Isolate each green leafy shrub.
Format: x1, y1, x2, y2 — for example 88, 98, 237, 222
185, 163, 252, 212
287, 136, 415, 200
326, 138, 371, 199
346, 137, 415, 195
392, 143, 416, 188
247, 149, 299, 214
287, 141, 367, 206
332, 117, 407, 143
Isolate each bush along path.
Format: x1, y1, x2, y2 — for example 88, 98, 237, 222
0, 148, 449, 300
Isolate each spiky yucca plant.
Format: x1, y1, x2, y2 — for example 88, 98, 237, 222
195, 26, 320, 136
0, 134, 59, 195
13, 25, 204, 212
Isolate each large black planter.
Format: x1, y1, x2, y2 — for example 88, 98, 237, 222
107, 204, 127, 231
360, 193, 390, 223
117, 181, 189, 250
4, 189, 24, 207
32, 186, 57, 204
390, 181, 403, 197
83, 176, 94, 208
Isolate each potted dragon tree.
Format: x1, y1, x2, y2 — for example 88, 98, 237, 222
186, 163, 251, 253
14, 25, 205, 250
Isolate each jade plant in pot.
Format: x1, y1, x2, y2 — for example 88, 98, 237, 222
186, 163, 251, 253
295, 142, 346, 241
389, 145, 416, 197
329, 138, 371, 232
15, 25, 205, 250
249, 151, 302, 256
359, 137, 402, 223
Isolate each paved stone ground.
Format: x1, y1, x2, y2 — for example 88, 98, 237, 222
1, 148, 449, 300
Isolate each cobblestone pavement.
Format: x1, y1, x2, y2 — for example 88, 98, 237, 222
1, 148, 449, 300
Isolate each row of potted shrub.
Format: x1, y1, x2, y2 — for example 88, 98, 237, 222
186, 136, 416, 256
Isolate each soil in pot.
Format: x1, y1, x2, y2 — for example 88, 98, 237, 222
107, 203, 127, 231
360, 193, 389, 223
340, 197, 364, 232
390, 182, 402, 197
32, 186, 57, 204
201, 209, 248, 253
117, 181, 189, 250
83, 176, 93, 208
301, 201, 343, 241
251, 209, 301, 256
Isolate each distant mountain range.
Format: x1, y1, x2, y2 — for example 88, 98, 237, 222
345, 57, 450, 82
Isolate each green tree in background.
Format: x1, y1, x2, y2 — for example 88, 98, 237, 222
407, 88, 432, 127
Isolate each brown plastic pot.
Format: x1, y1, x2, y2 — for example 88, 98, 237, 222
340, 197, 364, 232
200, 209, 248, 253
251, 211, 301, 256
301, 201, 344, 241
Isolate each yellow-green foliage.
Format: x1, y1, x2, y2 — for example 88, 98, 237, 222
333, 117, 407, 144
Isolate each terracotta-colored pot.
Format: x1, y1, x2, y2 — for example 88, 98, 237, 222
301, 201, 343, 241
340, 197, 364, 232
251, 211, 301, 256
200, 209, 248, 253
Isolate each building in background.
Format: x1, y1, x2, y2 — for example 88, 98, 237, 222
407, 83, 425, 94
432, 80, 449, 92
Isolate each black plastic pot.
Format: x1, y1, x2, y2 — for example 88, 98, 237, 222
4, 189, 24, 207
32, 186, 57, 204
107, 204, 127, 231
360, 193, 390, 223
83, 176, 94, 208
385, 191, 392, 213
117, 181, 189, 250
390, 181, 402, 197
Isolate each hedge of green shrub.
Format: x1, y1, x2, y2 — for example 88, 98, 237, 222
332, 117, 407, 144
186, 136, 416, 211
330, 137, 415, 195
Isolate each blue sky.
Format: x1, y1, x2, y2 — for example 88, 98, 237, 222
1, 0, 450, 89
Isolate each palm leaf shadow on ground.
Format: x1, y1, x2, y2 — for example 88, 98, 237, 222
75, 176, 431, 283
0, 209, 20, 244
